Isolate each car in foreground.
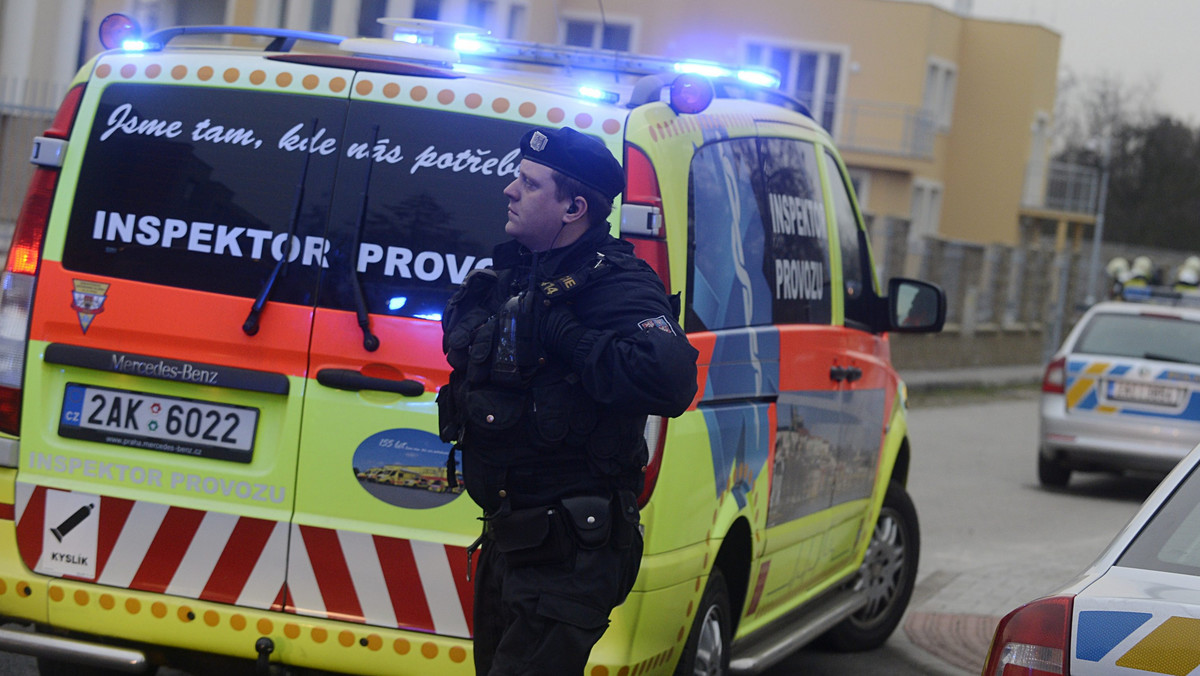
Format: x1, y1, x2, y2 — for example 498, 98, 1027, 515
1038, 292, 1200, 487
984, 439, 1200, 676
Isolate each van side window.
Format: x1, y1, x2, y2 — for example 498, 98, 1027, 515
758, 138, 831, 326
686, 139, 772, 332
822, 149, 876, 329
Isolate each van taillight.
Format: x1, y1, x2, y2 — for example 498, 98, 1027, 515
638, 415, 668, 508
982, 595, 1073, 676
622, 143, 669, 293
0, 84, 84, 436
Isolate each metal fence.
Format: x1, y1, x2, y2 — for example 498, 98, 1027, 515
837, 99, 936, 159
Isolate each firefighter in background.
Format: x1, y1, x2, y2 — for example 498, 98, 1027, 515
1125, 256, 1154, 288
439, 127, 699, 675
1176, 256, 1200, 292
1105, 257, 1130, 299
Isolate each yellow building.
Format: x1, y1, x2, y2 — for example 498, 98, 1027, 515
1, 0, 1095, 260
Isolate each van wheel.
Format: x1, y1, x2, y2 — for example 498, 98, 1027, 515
821, 481, 919, 651
1038, 453, 1071, 487
674, 567, 732, 676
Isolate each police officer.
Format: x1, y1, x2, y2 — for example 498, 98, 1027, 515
439, 126, 699, 675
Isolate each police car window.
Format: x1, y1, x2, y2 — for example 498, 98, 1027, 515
822, 149, 873, 328
62, 84, 346, 306
1118, 464, 1200, 575
759, 138, 832, 325
686, 138, 773, 332
1075, 313, 1200, 365
316, 102, 535, 320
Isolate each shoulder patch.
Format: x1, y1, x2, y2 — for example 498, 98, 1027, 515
638, 315, 676, 335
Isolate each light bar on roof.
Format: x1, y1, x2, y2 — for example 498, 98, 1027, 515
737, 68, 780, 88
578, 85, 619, 104
454, 33, 491, 53
673, 61, 732, 79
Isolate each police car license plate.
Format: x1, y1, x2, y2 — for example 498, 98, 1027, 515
1106, 380, 1185, 407
58, 383, 258, 462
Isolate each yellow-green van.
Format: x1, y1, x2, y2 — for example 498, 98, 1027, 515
0, 15, 944, 675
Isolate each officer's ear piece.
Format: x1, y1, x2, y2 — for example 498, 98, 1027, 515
566, 203, 578, 214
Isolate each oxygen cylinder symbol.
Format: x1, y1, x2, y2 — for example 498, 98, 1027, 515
50, 503, 95, 542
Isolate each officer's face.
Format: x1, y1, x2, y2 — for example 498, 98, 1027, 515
504, 160, 573, 252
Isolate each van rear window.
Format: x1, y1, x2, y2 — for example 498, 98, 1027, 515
64, 84, 347, 306
63, 83, 534, 319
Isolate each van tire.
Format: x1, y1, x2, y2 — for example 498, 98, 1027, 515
673, 567, 732, 676
821, 481, 919, 651
1038, 452, 1071, 487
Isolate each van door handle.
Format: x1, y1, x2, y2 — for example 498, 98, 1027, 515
316, 369, 425, 397
830, 366, 863, 383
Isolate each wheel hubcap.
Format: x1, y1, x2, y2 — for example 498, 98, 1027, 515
691, 604, 725, 676
851, 507, 906, 627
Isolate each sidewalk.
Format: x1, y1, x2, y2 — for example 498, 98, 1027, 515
899, 364, 1044, 393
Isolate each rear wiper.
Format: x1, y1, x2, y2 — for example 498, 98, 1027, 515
1144, 352, 1193, 364
349, 124, 381, 352
243, 118, 317, 336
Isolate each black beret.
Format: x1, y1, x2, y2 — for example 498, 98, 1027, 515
519, 127, 625, 201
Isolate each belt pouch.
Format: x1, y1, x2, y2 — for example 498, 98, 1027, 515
489, 505, 573, 567
560, 495, 613, 550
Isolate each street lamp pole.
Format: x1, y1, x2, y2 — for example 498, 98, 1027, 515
1084, 133, 1112, 306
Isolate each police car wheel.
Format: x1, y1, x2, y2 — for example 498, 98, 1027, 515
674, 567, 732, 676
821, 481, 919, 652
1037, 452, 1071, 488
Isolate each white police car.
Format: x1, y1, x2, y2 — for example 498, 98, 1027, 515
1038, 287, 1200, 487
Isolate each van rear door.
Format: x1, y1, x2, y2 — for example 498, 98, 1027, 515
16, 54, 347, 611
288, 71, 551, 636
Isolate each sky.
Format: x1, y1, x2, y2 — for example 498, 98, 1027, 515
922, 0, 1200, 122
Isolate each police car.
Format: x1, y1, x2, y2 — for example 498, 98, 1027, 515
985, 439, 1200, 676
0, 13, 943, 675
1039, 287, 1200, 487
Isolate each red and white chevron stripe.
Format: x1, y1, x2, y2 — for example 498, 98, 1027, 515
14, 483, 475, 636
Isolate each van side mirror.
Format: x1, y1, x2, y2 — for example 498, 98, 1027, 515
887, 278, 946, 333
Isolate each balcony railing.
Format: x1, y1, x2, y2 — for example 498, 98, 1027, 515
1023, 160, 1101, 215
835, 99, 936, 160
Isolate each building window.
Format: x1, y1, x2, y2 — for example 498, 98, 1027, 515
910, 179, 943, 242
506, 3, 527, 39
413, 0, 440, 20
466, 0, 493, 29
744, 42, 846, 132
358, 0, 388, 37
923, 58, 957, 130
561, 17, 632, 51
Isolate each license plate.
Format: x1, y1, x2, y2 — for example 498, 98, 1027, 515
1106, 380, 1186, 407
59, 383, 258, 462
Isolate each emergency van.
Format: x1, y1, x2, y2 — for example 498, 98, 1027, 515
0, 14, 945, 675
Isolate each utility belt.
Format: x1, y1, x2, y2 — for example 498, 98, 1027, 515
468, 490, 640, 574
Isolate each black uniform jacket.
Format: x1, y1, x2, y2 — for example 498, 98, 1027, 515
440, 225, 699, 511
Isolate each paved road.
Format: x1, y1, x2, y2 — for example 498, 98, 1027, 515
0, 392, 1155, 675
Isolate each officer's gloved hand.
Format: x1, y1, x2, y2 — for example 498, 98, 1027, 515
539, 301, 590, 365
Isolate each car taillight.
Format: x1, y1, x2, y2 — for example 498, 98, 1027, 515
0, 84, 84, 436
983, 595, 1073, 676
621, 143, 669, 293
637, 415, 668, 508
1042, 357, 1066, 395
